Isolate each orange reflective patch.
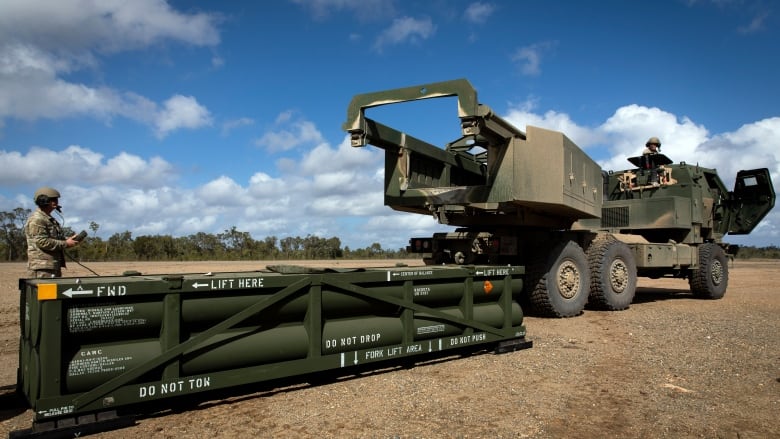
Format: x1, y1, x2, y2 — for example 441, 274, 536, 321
37, 284, 58, 301
483, 280, 493, 294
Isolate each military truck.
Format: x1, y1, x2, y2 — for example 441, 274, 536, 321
343, 79, 776, 317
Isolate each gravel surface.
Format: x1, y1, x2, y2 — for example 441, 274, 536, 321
1, 259, 778, 438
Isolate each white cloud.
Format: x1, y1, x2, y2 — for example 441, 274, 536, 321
694, 117, 780, 187
174, 216, 218, 235
309, 192, 383, 216
254, 112, 326, 152
0, 119, 393, 247
463, 3, 495, 24
100, 153, 175, 183
0, 47, 210, 135
511, 41, 557, 76
0, 43, 82, 77
373, 17, 436, 52
0, 43, 122, 120
505, 100, 605, 149
197, 176, 248, 207
299, 136, 381, 175
290, 137, 386, 215
0, 0, 220, 53
597, 104, 710, 171
737, 11, 769, 33
0, 1, 220, 136
154, 95, 213, 138
0, 145, 175, 187
247, 172, 290, 198
221, 117, 254, 136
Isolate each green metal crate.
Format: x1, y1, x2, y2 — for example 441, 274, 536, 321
16, 264, 530, 432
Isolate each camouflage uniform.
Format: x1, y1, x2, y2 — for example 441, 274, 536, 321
25, 208, 67, 278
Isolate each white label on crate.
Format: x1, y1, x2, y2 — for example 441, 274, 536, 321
68, 352, 133, 377
139, 376, 212, 399
193, 277, 264, 290
68, 305, 147, 333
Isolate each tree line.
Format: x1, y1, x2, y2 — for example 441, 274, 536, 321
3, 207, 780, 263
0, 208, 408, 262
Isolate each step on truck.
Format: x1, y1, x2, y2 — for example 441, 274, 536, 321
343, 78, 776, 318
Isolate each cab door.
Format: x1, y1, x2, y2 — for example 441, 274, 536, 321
727, 168, 776, 235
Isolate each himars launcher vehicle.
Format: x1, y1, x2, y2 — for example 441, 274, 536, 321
344, 78, 776, 317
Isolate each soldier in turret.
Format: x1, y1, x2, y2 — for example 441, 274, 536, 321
643, 136, 661, 155
641, 137, 663, 186
24, 187, 81, 278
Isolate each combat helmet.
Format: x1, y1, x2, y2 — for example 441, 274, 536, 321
646, 137, 661, 147
34, 187, 61, 206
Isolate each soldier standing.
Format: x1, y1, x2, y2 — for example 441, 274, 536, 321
24, 187, 81, 278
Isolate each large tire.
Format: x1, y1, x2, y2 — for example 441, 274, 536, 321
689, 243, 728, 299
587, 235, 637, 310
526, 241, 590, 317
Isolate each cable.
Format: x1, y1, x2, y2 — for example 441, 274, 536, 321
55, 209, 101, 276
65, 250, 101, 276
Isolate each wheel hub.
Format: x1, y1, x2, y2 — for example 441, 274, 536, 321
710, 259, 723, 285
557, 260, 581, 299
609, 259, 629, 294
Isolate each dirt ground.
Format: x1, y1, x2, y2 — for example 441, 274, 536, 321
1, 259, 778, 438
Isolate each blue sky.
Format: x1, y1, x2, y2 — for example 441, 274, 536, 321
1, 0, 778, 251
